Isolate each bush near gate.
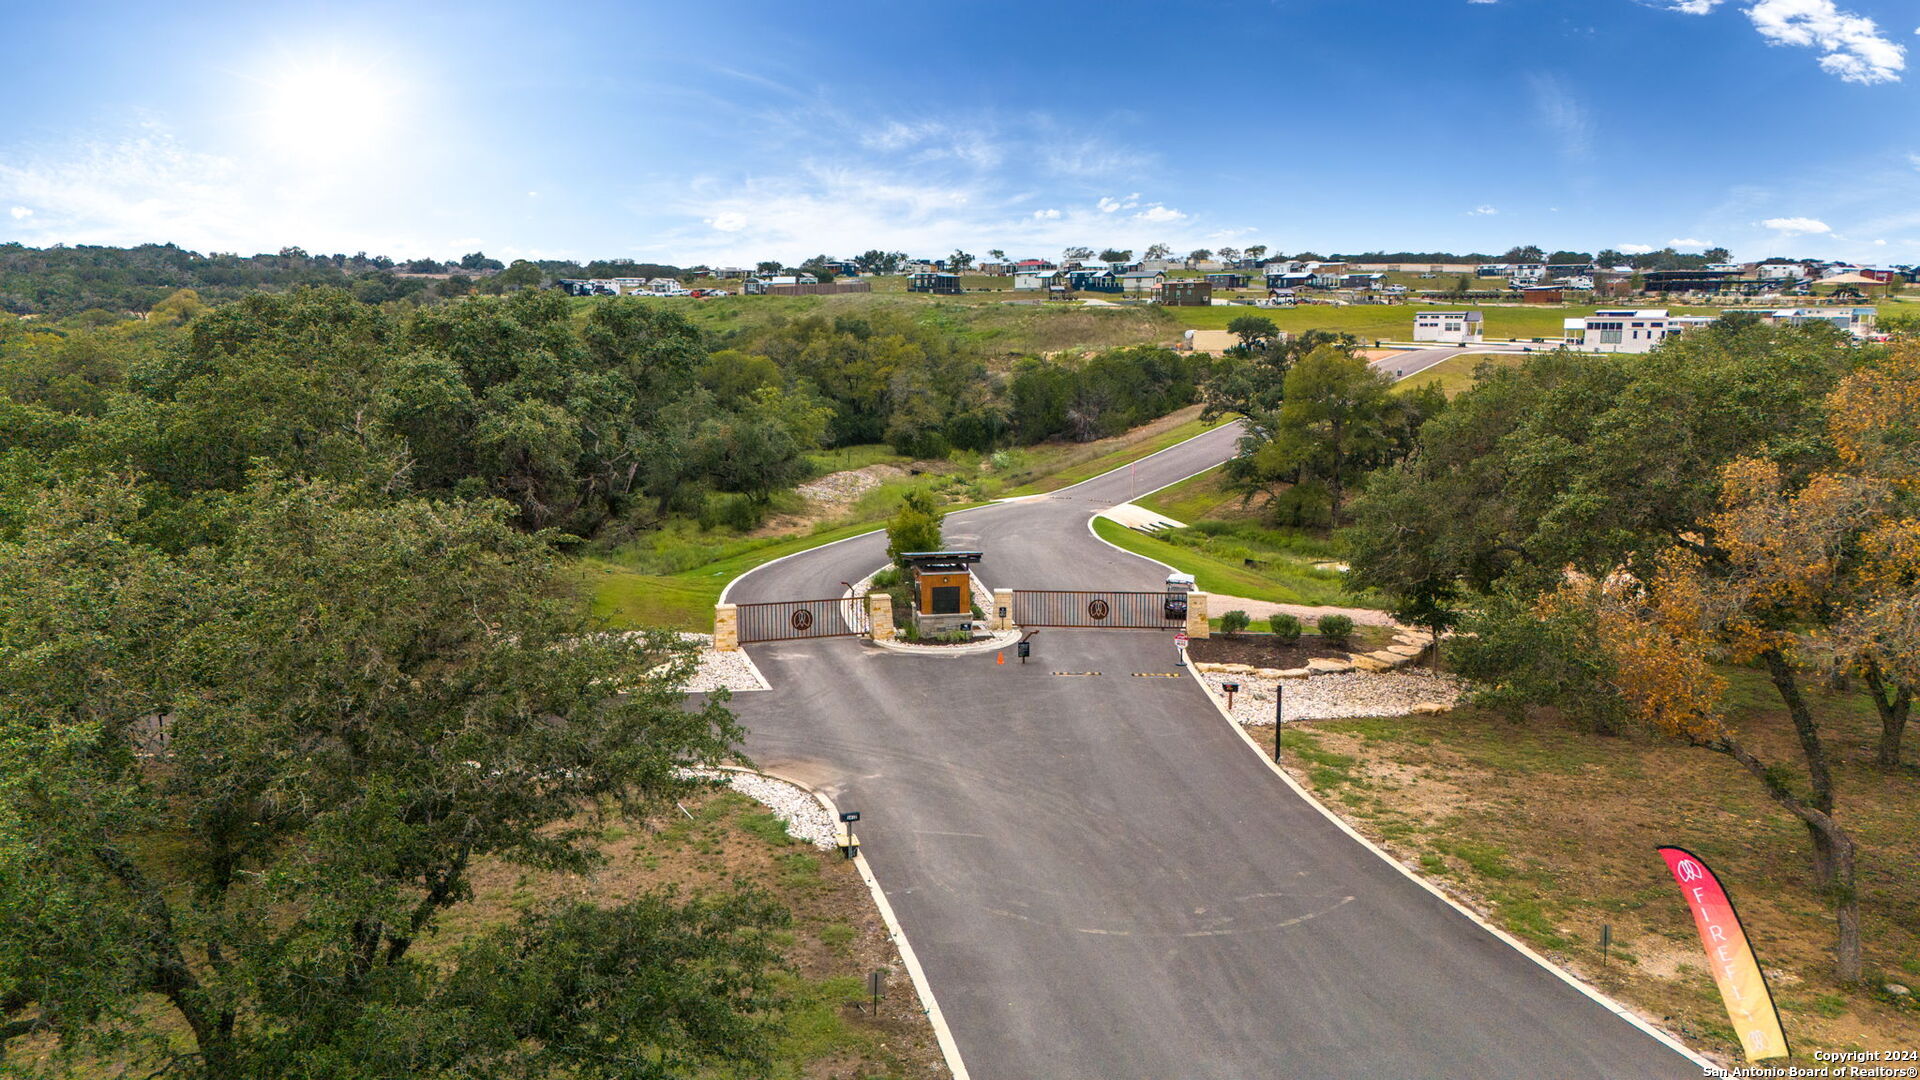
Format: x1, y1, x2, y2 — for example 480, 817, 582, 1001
1220, 610, 1251, 637
1268, 613, 1302, 643
1316, 613, 1354, 647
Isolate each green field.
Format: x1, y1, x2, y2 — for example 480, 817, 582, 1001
1165, 301, 1727, 343
602, 291, 1182, 358
1091, 517, 1381, 609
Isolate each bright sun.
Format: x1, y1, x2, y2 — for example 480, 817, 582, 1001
255, 55, 398, 163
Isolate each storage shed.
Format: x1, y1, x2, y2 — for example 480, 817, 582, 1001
1156, 280, 1213, 306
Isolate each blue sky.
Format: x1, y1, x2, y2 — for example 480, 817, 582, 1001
1, 0, 1915, 265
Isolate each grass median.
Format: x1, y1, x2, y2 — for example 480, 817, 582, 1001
1090, 516, 1380, 609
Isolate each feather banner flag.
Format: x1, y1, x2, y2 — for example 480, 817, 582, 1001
1657, 847, 1789, 1062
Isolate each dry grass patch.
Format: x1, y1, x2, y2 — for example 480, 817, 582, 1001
1271, 668, 1920, 1067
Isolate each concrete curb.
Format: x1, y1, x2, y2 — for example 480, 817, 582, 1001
1182, 676, 1723, 1073
726, 765, 971, 1080
866, 629, 1024, 657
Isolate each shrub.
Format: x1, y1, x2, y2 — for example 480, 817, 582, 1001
1316, 614, 1354, 647
698, 492, 764, 532
869, 568, 902, 589
1220, 610, 1251, 637
1268, 613, 1302, 643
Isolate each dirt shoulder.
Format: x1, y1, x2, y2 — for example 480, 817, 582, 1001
1260, 670, 1920, 1067
438, 787, 949, 1078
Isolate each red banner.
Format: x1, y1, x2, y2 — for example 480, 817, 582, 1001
1658, 847, 1789, 1062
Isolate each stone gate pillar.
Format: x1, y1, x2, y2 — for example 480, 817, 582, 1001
1185, 591, 1211, 639
713, 603, 739, 651
868, 592, 895, 641
992, 588, 1015, 632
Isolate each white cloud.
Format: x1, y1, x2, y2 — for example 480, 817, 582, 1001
706, 212, 748, 232
1527, 74, 1592, 163
1133, 204, 1186, 223
1620, 243, 1657, 254
7, 206, 29, 219
1032, 208, 1061, 220
1762, 216, 1832, 234
1745, 0, 1905, 84
1669, 236, 1711, 247
1668, 0, 1723, 13
1908, 152, 1920, 171
1469, 205, 1499, 216
1098, 196, 1123, 213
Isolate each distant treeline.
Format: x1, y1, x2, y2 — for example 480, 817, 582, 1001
0, 242, 694, 318
1, 288, 1206, 540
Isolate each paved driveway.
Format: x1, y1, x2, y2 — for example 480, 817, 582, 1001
721, 427, 1703, 1079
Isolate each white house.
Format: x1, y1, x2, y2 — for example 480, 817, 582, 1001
1119, 270, 1166, 294
1761, 306, 1877, 336
1014, 269, 1061, 290
1413, 311, 1484, 344
1562, 309, 1711, 353
1508, 264, 1547, 286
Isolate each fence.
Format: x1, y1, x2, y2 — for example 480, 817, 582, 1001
1009, 590, 1187, 630
735, 597, 869, 644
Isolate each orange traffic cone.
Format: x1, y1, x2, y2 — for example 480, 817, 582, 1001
997, 651, 1005, 665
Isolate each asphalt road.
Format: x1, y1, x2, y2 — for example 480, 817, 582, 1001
723, 427, 1702, 1079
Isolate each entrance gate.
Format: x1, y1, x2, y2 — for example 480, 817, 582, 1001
1010, 590, 1186, 630
734, 597, 870, 644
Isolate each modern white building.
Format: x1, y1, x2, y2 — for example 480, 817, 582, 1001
1562, 309, 1713, 353
1014, 269, 1061, 290
1413, 310, 1485, 344
1756, 306, 1878, 336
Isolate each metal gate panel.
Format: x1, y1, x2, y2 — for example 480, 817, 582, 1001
736, 597, 870, 644
1009, 590, 1185, 630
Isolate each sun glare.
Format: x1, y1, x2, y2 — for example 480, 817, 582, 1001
254, 55, 399, 163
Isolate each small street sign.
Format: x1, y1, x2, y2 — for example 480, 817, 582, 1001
839, 811, 860, 823
1174, 631, 1189, 649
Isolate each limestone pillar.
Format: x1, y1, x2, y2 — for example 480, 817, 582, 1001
1185, 591, 1211, 639
992, 588, 1015, 632
868, 592, 895, 641
713, 604, 738, 651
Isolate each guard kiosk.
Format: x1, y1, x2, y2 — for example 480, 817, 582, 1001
898, 551, 984, 636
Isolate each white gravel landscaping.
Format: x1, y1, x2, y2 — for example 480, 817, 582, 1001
684, 768, 837, 850
677, 633, 769, 693
1200, 668, 1462, 725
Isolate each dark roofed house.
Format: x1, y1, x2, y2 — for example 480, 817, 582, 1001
1156, 279, 1213, 307
908, 272, 962, 294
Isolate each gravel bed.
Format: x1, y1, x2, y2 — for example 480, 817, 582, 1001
677, 633, 768, 693
1200, 668, 1462, 725
684, 768, 837, 849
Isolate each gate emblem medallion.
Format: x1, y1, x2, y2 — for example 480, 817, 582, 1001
1087, 598, 1110, 621
791, 609, 814, 632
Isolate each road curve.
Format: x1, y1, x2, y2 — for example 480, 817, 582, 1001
721, 426, 1703, 1079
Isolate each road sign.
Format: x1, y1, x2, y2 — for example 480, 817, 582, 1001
839, 811, 860, 823
1174, 631, 1189, 649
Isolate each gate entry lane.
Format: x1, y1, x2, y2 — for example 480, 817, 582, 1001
729, 633, 1702, 1080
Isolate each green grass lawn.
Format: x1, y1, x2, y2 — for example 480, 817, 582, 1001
1134, 463, 1258, 524
1393, 352, 1529, 397
1092, 517, 1381, 609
